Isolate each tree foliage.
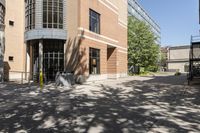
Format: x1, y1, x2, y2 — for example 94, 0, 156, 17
160, 51, 167, 68
128, 17, 160, 72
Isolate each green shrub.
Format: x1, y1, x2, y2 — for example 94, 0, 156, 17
146, 65, 158, 72
140, 67, 145, 74
139, 67, 149, 75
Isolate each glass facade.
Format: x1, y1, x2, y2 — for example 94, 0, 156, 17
25, 0, 35, 30
43, 40, 64, 80
25, 0, 64, 31
128, 0, 161, 44
0, 4, 5, 26
43, 0, 63, 29
24, 0, 66, 81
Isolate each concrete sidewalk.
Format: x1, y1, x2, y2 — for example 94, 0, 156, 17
0, 75, 200, 133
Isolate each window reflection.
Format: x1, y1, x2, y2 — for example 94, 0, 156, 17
89, 48, 100, 74
25, 0, 35, 30
89, 9, 100, 34
43, 0, 63, 29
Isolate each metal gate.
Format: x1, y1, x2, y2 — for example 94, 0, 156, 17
43, 52, 64, 81
32, 40, 64, 82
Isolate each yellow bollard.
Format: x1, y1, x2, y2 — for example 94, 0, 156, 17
40, 71, 43, 90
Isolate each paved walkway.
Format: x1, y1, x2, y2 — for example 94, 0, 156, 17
0, 74, 200, 133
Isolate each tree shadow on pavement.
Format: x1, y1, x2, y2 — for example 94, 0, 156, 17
139, 75, 187, 85
0, 75, 200, 133
121, 75, 200, 132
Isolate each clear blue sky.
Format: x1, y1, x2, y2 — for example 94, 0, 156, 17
138, 0, 200, 46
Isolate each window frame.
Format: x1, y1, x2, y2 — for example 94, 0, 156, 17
89, 9, 100, 34
25, 0, 35, 30
43, 0, 63, 29
0, 4, 5, 25
89, 47, 101, 75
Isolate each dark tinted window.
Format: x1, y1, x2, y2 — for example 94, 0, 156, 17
89, 9, 100, 34
89, 48, 100, 74
25, 0, 35, 30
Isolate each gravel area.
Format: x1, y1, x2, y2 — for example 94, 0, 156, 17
0, 74, 200, 133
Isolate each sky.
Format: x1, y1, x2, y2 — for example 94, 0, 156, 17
138, 0, 200, 46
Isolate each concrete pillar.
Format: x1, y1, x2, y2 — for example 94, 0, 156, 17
29, 44, 33, 80
25, 43, 27, 80
39, 40, 43, 72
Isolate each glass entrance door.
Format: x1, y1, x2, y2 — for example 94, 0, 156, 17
32, 40, 64, 81
43, 52, 64, 81
43, 40, 64, 81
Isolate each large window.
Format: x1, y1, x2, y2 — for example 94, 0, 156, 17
25, 0, 35, 30
0, 4, 5, 26
89, 9, 100, 34
43, 0, 63, 29
89, 48, 100, 74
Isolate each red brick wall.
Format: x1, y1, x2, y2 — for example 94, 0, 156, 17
66, 0, 128, 78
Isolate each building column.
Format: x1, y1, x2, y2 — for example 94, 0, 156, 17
25, 43, 27, 80
29, 44, 33, 80
39, 40, 43, 72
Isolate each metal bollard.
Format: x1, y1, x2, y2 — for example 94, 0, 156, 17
40, 71, 43, 90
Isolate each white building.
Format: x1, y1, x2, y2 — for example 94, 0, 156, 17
167, 45, 190, 73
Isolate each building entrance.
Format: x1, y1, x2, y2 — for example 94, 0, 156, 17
32, 40, 64, 81
43, 52, 64, 81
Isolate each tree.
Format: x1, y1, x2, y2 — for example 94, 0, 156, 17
128, 17, 160, 72
160, 47, 168, 71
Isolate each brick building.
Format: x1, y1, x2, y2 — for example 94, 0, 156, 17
4, 0, 128, 81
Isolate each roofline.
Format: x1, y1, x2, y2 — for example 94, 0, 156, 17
130, 0, 160, 29
169, 45, 190, 50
